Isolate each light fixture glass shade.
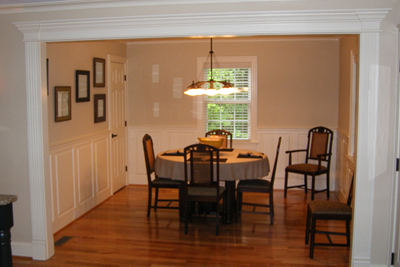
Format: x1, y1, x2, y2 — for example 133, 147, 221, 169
184, 38, 236, 96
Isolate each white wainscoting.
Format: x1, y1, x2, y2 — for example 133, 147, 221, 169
49, 131, 111, 233
336, 129, 355, 202
128, 126, 340, 192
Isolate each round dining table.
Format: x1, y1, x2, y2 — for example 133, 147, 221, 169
155, 148, 270, 223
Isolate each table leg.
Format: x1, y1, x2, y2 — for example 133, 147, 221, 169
225, 181, 236, 224
0, 203, 14, 267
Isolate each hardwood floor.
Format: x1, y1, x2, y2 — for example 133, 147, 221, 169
13, 185, 350, 266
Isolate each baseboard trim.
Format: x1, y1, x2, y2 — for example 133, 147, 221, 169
12, 241, 32, 258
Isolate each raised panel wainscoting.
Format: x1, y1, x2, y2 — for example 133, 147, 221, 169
49, 131, 111, 233
128, 126, 345, 193
336, 129, 355, 203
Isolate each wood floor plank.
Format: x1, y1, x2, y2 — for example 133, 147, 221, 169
13, 185, 350, 266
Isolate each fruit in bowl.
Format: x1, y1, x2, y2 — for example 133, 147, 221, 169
198, 137, 224, 148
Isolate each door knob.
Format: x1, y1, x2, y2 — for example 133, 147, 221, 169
112, 134, 118, 138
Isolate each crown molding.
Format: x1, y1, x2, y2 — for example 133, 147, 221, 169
14, 8, 390, 42
0, 0, 320, 14
126, 35, 341, 45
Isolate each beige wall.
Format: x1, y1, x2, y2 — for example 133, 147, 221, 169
0, 13, 32, 244
47, 41, 126, 144
127, 37, 340, 130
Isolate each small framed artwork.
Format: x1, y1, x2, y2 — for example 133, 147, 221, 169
55, 86, 71, 122
93, 57, 105, 87
46, 58, 49, 96
75, 70, 90, 102
94, 94, 106, 123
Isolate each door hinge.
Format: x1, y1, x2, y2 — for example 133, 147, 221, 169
124, 75, 126, 81
391, 252, 394, 265
397, 158, 399, 172
125, 166, 128, 172
125, 121, 127, 127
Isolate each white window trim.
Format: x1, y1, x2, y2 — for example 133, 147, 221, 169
196, 56, 257, 142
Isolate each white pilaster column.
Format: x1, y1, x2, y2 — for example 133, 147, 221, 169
25, 41, 54, 260
351, 32, 380, 267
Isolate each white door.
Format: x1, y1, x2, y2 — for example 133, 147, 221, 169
108, 55, 127, 193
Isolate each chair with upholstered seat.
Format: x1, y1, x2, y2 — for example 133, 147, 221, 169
183, 143, 227, 236
142, 134, 182, 217
236, 137, 281, 225
205, 129, 233, 149
305, 175, 354, 259
284, 126, 333, 200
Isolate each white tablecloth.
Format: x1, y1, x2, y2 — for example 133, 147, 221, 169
155, 148, 270, 181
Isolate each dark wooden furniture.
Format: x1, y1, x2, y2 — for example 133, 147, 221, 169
305, 175, 354, 259
142, 134, 181, 217
236, 137, 281, 225
183, 143, 227, 235
156, 148, 269, 224
205, 129, 233, 148
284, 126, 333, 200
0, 195, 17, 267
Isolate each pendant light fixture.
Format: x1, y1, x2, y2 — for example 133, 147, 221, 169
184, 38, 238, 96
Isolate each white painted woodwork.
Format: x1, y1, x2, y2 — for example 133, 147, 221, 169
49, 131, 111, 233
23, 41, 55, 260
108, 55, 127, 193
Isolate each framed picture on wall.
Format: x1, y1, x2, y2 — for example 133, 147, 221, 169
93, 57, 105, 87
75, 70, 90, 102
55, 86, 71, 122
94, 94, 106, 123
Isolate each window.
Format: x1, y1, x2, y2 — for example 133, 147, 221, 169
204, 68, 251, 139
197, 56, 257, 141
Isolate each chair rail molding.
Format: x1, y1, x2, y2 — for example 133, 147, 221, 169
15, 5, 389, 262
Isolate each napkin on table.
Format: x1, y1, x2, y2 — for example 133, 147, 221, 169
237, 152, 263, 158
163, 150, 184, 156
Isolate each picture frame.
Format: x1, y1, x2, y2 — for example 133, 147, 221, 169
55, 86, 71, 122
75, 70, 90, 102
46, 58, 49, 96
94, 94, 106, 123
93, 57, 105, 87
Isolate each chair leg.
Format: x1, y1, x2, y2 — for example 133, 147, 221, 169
216, 200, 220, 236
236, 191, 242, 223
310, 217, 316, 259
154, 188, 159, 211
305, 206, 310, 244
326, 173, 330, 199
147, 187, 152, 217
184, 199, 188, 235
346, 219, 351, 246
284, 172, 288, 198
311, 176, 315, 201
304, 174, 308, 194
269, 192, 274, 225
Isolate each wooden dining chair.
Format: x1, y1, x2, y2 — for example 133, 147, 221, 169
305, 175, 354, 259
205, 129, 233, 148
236, 137, 281, 225
142, 134, 182, 217
183, 143, 227, 236
284, 126, 333, 200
